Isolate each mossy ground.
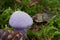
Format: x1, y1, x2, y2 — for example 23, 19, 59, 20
0, 0, 60, 40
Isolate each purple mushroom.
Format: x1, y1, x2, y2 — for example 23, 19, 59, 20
9, 11, 33, 38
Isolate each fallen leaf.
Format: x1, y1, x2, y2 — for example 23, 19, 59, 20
0, 29, 23, 40
15, 0, 21, 3
29, 0, 39, 6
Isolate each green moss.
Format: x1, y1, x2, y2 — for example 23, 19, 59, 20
0, 0, 60, 40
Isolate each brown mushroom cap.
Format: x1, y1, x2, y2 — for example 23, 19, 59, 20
32, 13, 52, 23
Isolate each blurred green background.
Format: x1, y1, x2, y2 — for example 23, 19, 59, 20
0, 0, 60, 40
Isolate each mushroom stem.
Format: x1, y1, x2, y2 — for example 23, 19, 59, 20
14, 28, 27, 35
14, 28, 29, 40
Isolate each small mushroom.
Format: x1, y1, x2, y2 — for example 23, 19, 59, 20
9, 11, 33, 39
32, 13, 51, 23
33, 13, 43, 22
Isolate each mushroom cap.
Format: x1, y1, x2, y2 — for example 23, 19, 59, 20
9, 11, 33, 29
32, 13, 51, 22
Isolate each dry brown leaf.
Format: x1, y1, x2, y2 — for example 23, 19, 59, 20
0, 30, 23, 40
29, 0, 39, 6
0, 0, 3, 2
15, 0, 21, 3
